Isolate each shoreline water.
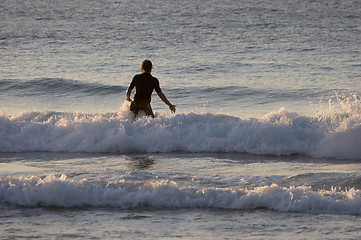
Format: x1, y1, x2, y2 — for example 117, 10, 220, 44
1, 151, 361, 239
1, 0, 360, 238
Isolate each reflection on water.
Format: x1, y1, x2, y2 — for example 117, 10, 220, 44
125, 156, 156, 170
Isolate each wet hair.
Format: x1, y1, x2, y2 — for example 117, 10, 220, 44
141, 59, 152, 72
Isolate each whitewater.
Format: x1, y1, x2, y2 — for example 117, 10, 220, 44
1, 98, 360, 159
1, 174, 361, 215
1, 0, 361, 238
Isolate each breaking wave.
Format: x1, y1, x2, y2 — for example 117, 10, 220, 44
1, 174, 360, 215
0, 95, 360, 160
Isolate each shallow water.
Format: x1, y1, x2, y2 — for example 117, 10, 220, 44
1, 0, 361, 238
2, 207, 361, 240
1, 152, 361, 239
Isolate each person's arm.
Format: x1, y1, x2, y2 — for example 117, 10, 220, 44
127, 76, 137, 102
126, 87, 132, 101
157, 91, 176, 113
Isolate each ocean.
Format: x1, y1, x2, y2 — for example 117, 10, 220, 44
1, 0, 361, 239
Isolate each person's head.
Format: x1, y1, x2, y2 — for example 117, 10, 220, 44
141, 59, 152, 73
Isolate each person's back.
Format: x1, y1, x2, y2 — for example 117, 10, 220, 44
126, 60, 176, 118
131, 72, 160, 105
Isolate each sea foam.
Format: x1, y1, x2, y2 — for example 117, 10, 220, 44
0, 98, 360, 159
1, 175, 360, 215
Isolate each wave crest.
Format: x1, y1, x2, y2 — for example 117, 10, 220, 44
1, 175, 360, 215
0, 98, 360, 159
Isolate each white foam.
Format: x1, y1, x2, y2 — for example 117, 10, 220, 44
1, 175, 360, 215
317, 125, 361, 159
0, 99, 360, 159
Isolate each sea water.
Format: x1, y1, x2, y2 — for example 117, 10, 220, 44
1, 0, 361, 239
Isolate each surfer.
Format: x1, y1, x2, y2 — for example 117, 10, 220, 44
126, 59, 176, 118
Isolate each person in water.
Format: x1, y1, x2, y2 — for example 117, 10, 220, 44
126, 59, 176, 118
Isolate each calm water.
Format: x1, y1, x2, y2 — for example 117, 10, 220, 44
1, 0, 361, 239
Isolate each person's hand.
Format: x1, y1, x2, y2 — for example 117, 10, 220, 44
169, 105, 176, 113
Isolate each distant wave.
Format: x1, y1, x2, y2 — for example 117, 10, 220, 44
198, 86, 325, 101
0, 78, 125, 97
1, 78, 345, 103
1, 174, 360, 215
0, 98, 360, 159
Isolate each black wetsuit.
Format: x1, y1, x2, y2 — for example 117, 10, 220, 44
128, 72, 161, 117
